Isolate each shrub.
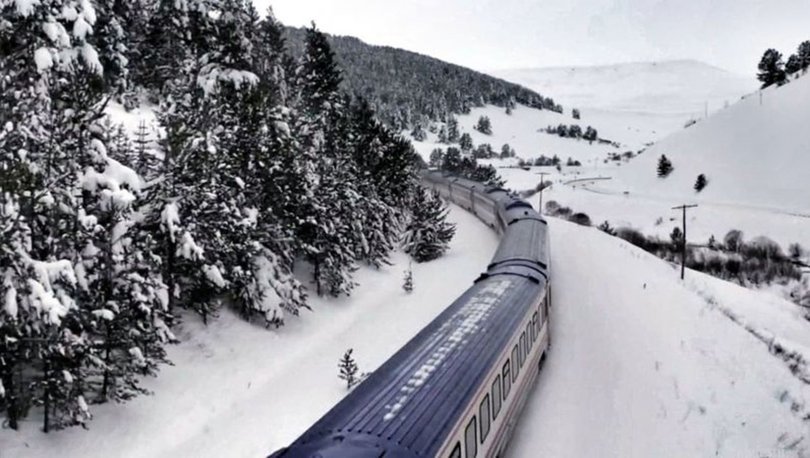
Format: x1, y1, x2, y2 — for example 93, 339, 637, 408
569, 212, 591, 227
724, 229, 744, 252
694, 174, 708, 192
598, 220, 617, 236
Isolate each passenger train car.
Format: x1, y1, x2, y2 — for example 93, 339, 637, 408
270, 171, 551, 458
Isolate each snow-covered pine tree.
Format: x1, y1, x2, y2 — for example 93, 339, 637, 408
437, 125, 448, 144
459, 132, 474, 152
254, 6, 296, 106
294, 25, 365, 297
402, 189, 456, 263
403, 264, 414, 293
447, 116, 460, 143
132, 120, 160, 180
429, 148, 444, 168
475, 115, 492, 135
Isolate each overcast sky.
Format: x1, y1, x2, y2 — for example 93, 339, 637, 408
255, 0, 810, 77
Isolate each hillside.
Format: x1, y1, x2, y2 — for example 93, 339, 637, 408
284, 27, 560, 129
491, 60, 756, 116
605, 73, 810, 214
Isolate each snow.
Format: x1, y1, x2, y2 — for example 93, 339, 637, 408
0, 205, 500, 458
604, 73, 810, 214
34, 47, 53, 72
508, 218, 810, 457
202, 265, 227, 288
4, 284, 17, 318
14, 0, 38, 17
383, 278, 512, 422
410, 103, 629, 168
492, 60, 756, 117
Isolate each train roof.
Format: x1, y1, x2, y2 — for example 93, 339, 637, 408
286, 273, 547, 457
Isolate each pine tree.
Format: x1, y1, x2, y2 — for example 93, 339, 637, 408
447, 117, 460, 143
657, 155, 673, 178
459, 133, 473, 152
437, 125, 448, 144
429, 148, 445, 167
475, 116, 492, 135
338, 349, 359, 389
442, 148, 463, 174
798, 41, 810, 73
403, 189, 456, 263
572, 108, 581, 120
694, 174, 708, 192
500, 144, 513, 159
583, 126, 598, 142
757, 48, 787, 88
403, 264, 414, 293
411, 123, 427, 141
785, 54, 801, 76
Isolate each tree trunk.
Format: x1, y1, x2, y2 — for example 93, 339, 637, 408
2, 365, 18, 430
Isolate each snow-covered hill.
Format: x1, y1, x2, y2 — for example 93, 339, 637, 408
492, 60, 757, 116
510, 219, 810, 457
604, 73, 810, 214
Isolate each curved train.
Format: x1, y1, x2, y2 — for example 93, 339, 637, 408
270, 172, 551, 458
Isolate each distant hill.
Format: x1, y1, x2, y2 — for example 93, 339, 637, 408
608, 72, 810, 214
284, 27, 560, 130
492, 60, 757, 116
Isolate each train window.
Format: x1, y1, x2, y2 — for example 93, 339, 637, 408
465, 416, 478, 458
449, 443, 461, 458
502, 362, 511, 399
526, 323, 533, 347
492, 375, 502, 419
511, 346, 519, 382
519, 333, 526, 367
479, 394, 491, 442
532, 312, 539, 341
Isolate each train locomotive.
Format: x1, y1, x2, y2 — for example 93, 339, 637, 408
270, 171, 551, 458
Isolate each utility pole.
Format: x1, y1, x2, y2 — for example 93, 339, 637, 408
537, 172, 550, 214
672, 204, 698, 280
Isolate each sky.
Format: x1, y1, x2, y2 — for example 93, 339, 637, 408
255, 0, 810, 77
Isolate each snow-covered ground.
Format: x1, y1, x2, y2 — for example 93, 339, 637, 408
7, 62, 809, 458
509, 219, 810, 457
0, 206, 499, 458
603, 72, 810, 214
492, 60, 756, 116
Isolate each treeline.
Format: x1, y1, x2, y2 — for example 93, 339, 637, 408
757, 41, 810, 88
284, 28, 562, 130
0, 1, 431, 432
543, 124, 599, 142
428, 148, 505, 187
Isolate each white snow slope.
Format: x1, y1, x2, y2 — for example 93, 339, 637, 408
509, 218, 810, 457
605, 73, 810, 214
493, 60, 756, 116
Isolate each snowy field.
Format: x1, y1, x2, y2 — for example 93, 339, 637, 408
0, 206, 499, 458
510, 219, 810, 457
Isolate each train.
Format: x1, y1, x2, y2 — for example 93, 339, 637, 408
270, 171, 551, 458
